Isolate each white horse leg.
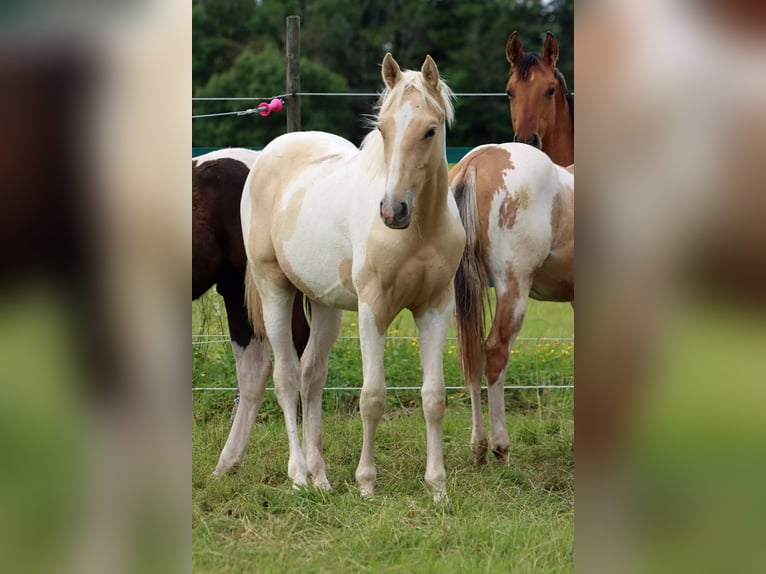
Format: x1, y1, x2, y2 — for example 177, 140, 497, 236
485, 284, 528, 462
257, 281, 308, 487
415, 301, 453, 502
300, 303, 341, 490
354, 302, 387, 498
213, 337, 271, 475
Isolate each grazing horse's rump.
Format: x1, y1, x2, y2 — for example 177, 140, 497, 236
451, 143, 573, 463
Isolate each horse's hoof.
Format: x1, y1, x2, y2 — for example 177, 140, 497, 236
312, 476, 332, 491
290, 476, 309, 491
432, 489, 450, 505
492, 445, 510, 463
212, 462, 238, 477
472, 439, 489, 465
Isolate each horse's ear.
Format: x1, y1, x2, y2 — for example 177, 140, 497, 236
382, 53, 402, 89
506, 31, 523, 66
421, 55, 440, 91
543, 31, 559, 69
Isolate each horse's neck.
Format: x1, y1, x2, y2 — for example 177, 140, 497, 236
543, 92, 574, 166
412, 162, 452, 235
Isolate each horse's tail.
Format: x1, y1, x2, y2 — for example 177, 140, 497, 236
244, 261, 267, 341
453, 165, 489, 391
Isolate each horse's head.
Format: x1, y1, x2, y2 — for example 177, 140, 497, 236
375, 53, 453, 230
505, 31, 566, 150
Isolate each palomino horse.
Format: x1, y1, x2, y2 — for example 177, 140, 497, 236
192, 148, 310, 475
451, 143, 573, 463
505, 31, 574, 166
241, 53, 465, 500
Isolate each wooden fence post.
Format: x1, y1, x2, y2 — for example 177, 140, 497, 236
286, 16, 300, 132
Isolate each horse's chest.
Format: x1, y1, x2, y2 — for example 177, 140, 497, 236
387, 241, 461, 305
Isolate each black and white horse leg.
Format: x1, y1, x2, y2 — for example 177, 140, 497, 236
213, 276, 271, 475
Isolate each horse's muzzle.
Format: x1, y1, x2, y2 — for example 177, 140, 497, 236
513, 133, 542, 150
380, 199, 411, 229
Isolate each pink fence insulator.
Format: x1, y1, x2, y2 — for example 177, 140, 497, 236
257, 98, 283, 116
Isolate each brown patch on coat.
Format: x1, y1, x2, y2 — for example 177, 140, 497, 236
484, 277, 523, 386
530, 184, 574, 302
339, 258, 356, 295
517, 183, 530, 210
450, 145, 516, 259
269, 185, 320, 300
497, 194, 517, 229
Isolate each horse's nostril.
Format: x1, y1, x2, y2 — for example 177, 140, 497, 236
399, 202, 408, 217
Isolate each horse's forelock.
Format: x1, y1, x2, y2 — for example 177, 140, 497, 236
512, 52, 570, 96
375, 69, 454, 127
513, 53, 542, 80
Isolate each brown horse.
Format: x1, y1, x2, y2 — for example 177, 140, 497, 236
192, 148, 310, 475
451, 143, 573, 464
505, 31, 573, 166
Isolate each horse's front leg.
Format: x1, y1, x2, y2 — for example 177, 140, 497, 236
414, 295, 453, 503
354, 302, 388, 498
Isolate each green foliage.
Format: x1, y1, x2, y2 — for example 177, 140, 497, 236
193, 45, 360, 147
193, 0, 574, 148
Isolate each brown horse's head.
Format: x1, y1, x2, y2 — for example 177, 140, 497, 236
505, 31, 568, 151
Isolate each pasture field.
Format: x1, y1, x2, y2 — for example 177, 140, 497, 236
192, 293, 574, 573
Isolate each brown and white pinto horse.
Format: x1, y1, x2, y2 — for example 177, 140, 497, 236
242, 54, 464, 501
451, 143, 573, 464
192, 148, 310, 475
506, 31, 574, 166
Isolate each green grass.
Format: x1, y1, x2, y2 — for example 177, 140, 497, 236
192, 293, 573, 572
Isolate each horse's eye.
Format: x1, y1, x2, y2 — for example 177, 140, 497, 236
545, 86, 555, 97
424, 127, 436, 139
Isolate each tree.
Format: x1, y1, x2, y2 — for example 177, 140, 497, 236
193, 44, 360, 147
192, 0, 574, 148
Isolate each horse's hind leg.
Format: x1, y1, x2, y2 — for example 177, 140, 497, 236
213, 276, 271, 475
484, 280, 528, 462
300, 302, 341, 490
214, 338, 271, 475
255, 278, 308, 487
469, 382, 489, 465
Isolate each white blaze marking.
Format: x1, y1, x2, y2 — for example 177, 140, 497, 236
385, 101, 413, 203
